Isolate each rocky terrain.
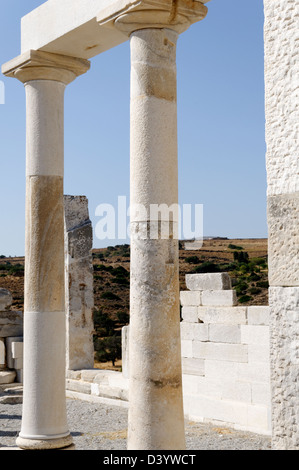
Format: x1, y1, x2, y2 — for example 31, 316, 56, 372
0, 238, 268, 370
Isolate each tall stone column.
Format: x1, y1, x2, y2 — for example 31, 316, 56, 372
113, 1, 208, 450
3, 51, 90, 450
264, 0, 299, 450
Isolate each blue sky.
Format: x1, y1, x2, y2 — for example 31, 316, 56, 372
0, 0, 267, 256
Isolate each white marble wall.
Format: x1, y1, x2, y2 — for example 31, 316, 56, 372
121, 274, 272, 435
264, 0, 299, 449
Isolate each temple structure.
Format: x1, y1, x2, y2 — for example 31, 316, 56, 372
1, 0, 298, 451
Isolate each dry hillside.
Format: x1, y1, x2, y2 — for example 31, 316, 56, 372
0, 237, 268, 318
0, 238, 268, 370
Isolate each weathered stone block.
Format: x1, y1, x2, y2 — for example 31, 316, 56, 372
220, 379, 252, 404
185, 394, 248, 429
66, 378, 91, 395
12, 341, 23, 359
66, 370, 82, 380
191, 376, 223, 400
269, 286, 299, 449
248, 343, 270, 364
181, 306, 198, 323
247, 405, 270, 432
0, 289, 12, 311
15, 369, 23, 383
198, 306, 247, 325
5, 337, 23, 369
106, 370, 129, 390
193, 323, 209, 341
90, 382, 128, 402
208, 324, 241, 344
193, 341, 248, 363
13, 358, 23, 370
251, 383, 271, 406
0, 311, 23, 338
185, 273, 232, 291
64, 195, 90, 231
0, 370, 16, 385
237, 361, 270, 384
247, 306, 270, 326
64, 195, 94, 371
181, 339, 192, 358
182, 374, 204, 395
247, 404, 271, 434
264, 0, 299, 200
241, 325, 270, 347
180, 290, 201, 306
80, 369, 100, 383
180, 322, 208, 341
201, 290, 237, 306
0, 338, 5, 368
268, 193, 299, 287
180, 322, 193, 340
204, 359, 239, 380
181, 357, 205, 376
66, 223, 93, 260
93, 371, 112, 386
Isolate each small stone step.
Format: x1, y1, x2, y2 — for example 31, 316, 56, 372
0, 370, 16, 384
0, 383, 23, 404
0, 383, 23, 394
0, 394, 23, 404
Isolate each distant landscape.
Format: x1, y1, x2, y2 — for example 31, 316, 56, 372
0, 238, 268, 370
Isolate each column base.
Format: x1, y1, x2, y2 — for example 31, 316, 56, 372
16, 433, 73, 450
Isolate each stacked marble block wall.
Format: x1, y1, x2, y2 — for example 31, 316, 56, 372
0, 288, 23, 384
181, 273, 271, 435
264, 0, 299, 450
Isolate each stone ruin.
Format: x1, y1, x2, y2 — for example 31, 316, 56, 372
0, 195, 96, 396
0, 288, 23, 397
0, 265, 273, 436
67, 272, 272, 436
64, 195, 94, 371
1, 0, 298, 451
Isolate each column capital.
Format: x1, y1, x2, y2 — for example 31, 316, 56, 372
98, 0, 208, 36
2, 50, 90, 84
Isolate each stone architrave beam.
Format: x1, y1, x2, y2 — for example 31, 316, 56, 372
13, 0, 210, 60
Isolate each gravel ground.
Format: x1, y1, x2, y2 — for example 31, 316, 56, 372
0, 397, 272, 451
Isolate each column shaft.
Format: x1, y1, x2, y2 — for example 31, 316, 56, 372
128, 28, 185, 450
16, 80, 72, 449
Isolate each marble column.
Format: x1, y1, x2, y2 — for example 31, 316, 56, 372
114, 1, 207, 450
3, 51, 90, 450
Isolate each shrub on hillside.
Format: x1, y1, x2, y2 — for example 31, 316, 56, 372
93, 309, 115, 336
238, 294, 252, 304
228, 244, 243, 250
94, 336, 122, 367
100, 291, 121, 301
192, 261, 222, 273
185, 256, 200, 264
